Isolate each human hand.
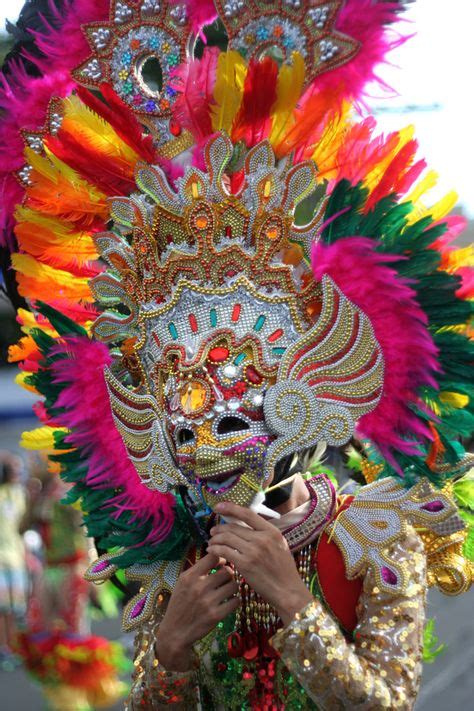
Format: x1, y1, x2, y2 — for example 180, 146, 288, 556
207, 502, 314, 626
155, 552, 239, 671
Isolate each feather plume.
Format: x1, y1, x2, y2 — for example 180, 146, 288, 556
314, 0, 409, 103
211, 50, 247, 133
172, 48, 219, 142
274, 85, 341, 160
311, 101, 352, 180
312, 237, 440, 466
51, 336, 176, 543
20, 426, 68, 451
269, 53, 305, 146
11, 254, 94, 302
46, 131, 137, 196
15, 208, 98, 268
24, 147, 108, 228
76, 86, 157, 165
232, 58, 278, 147
61, 94, 140, 165
23, 0, 109, 77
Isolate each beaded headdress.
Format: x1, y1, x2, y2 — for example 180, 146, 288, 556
2, 0, 473, 630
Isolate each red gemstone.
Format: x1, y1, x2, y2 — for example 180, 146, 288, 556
208, 346, 229, 362
169, 119, 182, 137
267, 328, 283, 343
231, 304, 241, 322
245, 365, 263, 385
188, 314, 198, 333
225, 225, 232, 237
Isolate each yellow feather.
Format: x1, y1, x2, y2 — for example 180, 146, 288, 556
311, 102, 352, 179
20, 426, 69, 451
25, 146, 107, 204
211, 50, 247, 133
447, 245, 474, 270
363, 125, 415, 194
15, 371, 40, 395
11, 253, 93, 301
16, 308, 56, 336
269, 53, 305, 145
62, 94, 139, 165
407, 190, 459, 225
405, 169, 439, 206
439, 392, 470, 409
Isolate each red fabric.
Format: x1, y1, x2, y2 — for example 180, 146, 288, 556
314, 498, 363, 635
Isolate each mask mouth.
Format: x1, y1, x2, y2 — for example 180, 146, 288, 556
198, 468, 243, 495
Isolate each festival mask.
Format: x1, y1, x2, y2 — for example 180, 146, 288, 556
95, 134, 384, 511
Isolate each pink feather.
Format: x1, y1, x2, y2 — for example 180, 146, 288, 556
50, 337, 176, 545
312, 237, 439, 466
171, 47, 219, 142
305, 0, 409, 105
0, 0, 109, 250
25, 0, 109, 77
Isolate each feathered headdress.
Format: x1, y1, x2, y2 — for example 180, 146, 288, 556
2, 0, 473, 630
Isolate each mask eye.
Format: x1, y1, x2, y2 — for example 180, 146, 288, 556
176, 428, 195, 446
217, 416, 250, 435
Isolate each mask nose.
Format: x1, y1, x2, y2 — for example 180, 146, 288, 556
195, 445, 222, 469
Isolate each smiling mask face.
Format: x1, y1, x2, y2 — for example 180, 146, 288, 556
164, 345, 277, 509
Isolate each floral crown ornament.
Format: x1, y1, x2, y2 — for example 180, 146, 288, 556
215, 0, 360, 81
73, 0, 190, 122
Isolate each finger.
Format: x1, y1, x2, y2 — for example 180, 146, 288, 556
210, 523, 255, 542
215, 502, 270, 531
211, 579, 239, 604
207, 543, 243, 568
218, 595, 240, 618
204, 566, 234, 588
191, 551, 222, 575
209, 530, 251, 554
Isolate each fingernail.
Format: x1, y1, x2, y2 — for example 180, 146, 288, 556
215, 503, 225, 512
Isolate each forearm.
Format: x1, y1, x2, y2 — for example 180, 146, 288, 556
271, 529, 426, 710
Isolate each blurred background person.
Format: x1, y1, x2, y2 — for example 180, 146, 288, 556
0, 451, 27, 670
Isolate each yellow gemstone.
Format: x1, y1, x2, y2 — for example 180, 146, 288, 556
180, 379, 208, 413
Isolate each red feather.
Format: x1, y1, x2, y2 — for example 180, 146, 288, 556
366, 139, 420, 210
75, 85, 157, 164
231, 58, 278, 147
45, 132, 136, 196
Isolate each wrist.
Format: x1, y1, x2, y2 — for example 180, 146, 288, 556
154, 634, 194, 672
276, 586, 315, 627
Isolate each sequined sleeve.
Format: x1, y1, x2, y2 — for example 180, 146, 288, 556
125, 603, 199, 710
271, 528, 426, 710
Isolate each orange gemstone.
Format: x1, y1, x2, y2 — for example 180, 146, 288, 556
273, 25, 284, 38
130, 39, 141, 50
266, 227, 278, 240
195, 215, 208, 229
